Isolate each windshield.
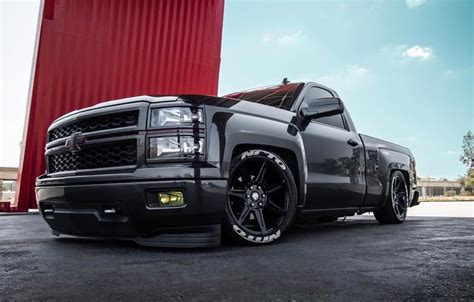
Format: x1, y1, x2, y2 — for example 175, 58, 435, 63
222, 82, 304, 111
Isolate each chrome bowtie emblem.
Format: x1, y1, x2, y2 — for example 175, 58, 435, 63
251, 192, 260, 201
65, 132, 86, 152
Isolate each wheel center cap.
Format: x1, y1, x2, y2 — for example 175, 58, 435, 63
251, 192, 260, 201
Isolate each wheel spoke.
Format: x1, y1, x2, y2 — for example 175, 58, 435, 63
266, 199, 285, 214
393, 196, 406, 217
267, 183, 283, 194
397, 202, 405, 215
393, 202, 401, 216
397, 193, 406, 203
255, 161, 267, 184
238, 205, 251, 224
254, 209, 267, 233
239, 165, 251, 183
228, 189, 246, 200
396, 178, 403, 190
399, 197, 407, 209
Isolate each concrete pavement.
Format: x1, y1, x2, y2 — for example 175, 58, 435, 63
0, 214, 472, 301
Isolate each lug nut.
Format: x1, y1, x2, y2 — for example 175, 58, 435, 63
246, 194, 250, 198
251, 202, 256, 207
258, 186, 261, 190
258, 202, 263, 207
261, 194, 266, 198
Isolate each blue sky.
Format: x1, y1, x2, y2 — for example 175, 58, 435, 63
0, 0, 472, 179
220, 0, 473, 179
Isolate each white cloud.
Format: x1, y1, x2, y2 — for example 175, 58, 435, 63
406, 0, 427, 8
403, 45, 433, 60
347, 65, 369, 77
277, 31, 304, 45
262, 32, 273, 43
261, 30, 306, 46
442, 150, 462, 155
380, 44, 434, 63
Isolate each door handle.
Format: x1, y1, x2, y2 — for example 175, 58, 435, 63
347, 139, 359, 147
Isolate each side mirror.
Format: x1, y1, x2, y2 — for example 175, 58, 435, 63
300, 97, 344, 120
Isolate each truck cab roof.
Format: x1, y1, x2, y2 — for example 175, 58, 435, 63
222, 81, 339, 111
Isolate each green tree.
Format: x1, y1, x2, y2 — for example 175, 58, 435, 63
460, 130, 473, 168
444, 190, 457, 197
459, 170, 474, 192
465, 170, 474, 192
0, 181, 5, 192
459, 130, 474, 192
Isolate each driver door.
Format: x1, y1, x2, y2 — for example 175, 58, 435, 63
299, 86, 365, 210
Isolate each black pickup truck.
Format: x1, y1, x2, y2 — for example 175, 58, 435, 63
36, 81, 420, 247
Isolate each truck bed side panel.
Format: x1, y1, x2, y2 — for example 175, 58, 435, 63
360, 134, 413, 209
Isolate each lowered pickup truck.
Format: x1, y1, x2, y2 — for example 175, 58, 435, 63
36, 81, 419, 247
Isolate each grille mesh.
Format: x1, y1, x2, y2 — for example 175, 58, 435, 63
48, 140, 137, 173
49, 111, 139, 142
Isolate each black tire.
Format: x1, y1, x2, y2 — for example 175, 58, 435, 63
223, 149, 298, 245
374, 170, 408, 224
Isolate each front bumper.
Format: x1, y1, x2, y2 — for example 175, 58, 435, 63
36, 166, 227, 247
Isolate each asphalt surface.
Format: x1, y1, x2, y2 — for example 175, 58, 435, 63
0, 215, 472, 301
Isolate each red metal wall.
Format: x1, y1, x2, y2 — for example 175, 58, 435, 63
15, 0, 225, 211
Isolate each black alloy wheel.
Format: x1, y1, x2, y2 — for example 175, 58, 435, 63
223, 149, 298, 245
374, 170, 408, 224
391, 174, 408, 220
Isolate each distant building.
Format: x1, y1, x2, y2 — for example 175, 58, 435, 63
0, 167, 18, 203
417, 177, 462, 197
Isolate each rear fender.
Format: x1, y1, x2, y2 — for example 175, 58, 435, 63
376, 148, 411, 211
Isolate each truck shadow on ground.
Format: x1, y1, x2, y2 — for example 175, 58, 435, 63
49, 218, 412, 253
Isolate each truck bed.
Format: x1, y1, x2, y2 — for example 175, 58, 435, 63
359, 134, 413, 158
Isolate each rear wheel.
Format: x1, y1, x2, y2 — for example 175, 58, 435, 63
223, 149, 298, 245
374, 171, 408, 224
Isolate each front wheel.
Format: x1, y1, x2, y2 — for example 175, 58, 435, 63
374, 171, 408, 224
223, 149, 298, 245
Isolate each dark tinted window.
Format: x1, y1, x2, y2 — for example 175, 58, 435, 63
223, 83, 304, 111
306, 87, 346, 129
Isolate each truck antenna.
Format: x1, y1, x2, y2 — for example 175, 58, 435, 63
282, 78, 290, 85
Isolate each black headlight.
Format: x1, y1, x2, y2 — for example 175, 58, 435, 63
149, 107, 203, 128
148, 135, 204, 159
146, 106, 205, 161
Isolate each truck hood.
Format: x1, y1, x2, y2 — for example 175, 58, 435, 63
85, 94, 239, 110
52, 94, 288, 125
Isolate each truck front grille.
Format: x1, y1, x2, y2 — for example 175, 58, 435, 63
48, 139, 137, 173
49, 110, 139, 142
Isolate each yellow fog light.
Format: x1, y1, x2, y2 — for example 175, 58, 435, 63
158, 191, 184, 206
